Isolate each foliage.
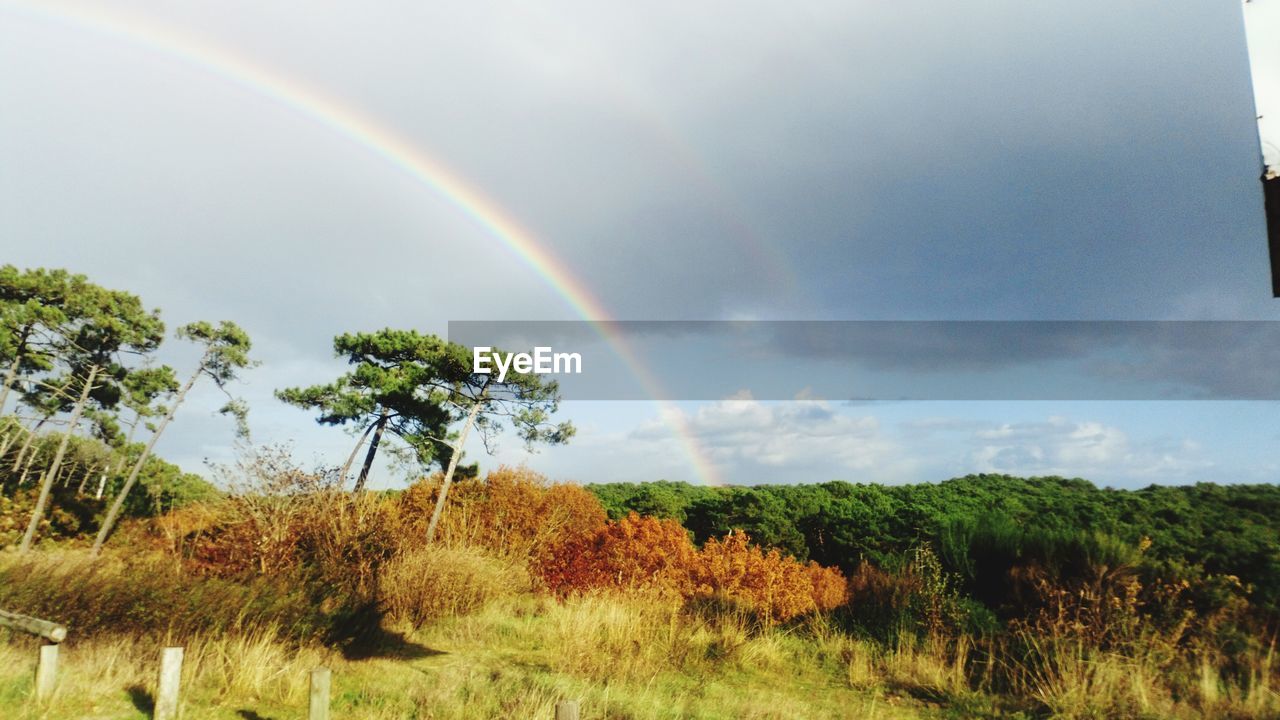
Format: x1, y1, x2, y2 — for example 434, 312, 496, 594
590, 475, 1280, 622
5, 465, 1280, 718
0, 551, 331, 641
696, 530, 848, 621
540, 512, 700, 598
394, 465, 606, 561
540, 512, 848, 623
379, 544, 527, 626
0, 425, 215, 549
187, 444, 393, 597
275, 329, 456, 486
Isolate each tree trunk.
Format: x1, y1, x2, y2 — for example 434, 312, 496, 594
76, 462, 98, 495
1, 422, 33, 496
0, 428, 20, 494
101, 412, 140, 498
11, 415, 46, 471
425, 399, 483, 543
91, 358, 205, 557
16, 439, 42, 486
339, 419, 378, 490
0, 326, 30, 412
352, 410, 389, 493
19, 364, 98, 553
0, 427, 20, 462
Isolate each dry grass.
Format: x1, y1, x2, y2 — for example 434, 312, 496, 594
3, 535, 1277, 718
0, 593, 926, 720
0, 550, 329, 641
412, 592, 922, 719
0, 629, 332, 719
6, 585, 1277, 719
1010, 633, 1280, 720
379, 544, 529, 627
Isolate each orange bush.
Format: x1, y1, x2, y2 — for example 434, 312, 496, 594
806, 560, 850, 613
540, 512, 699, 597
394, 466, 606, 562
162, 453, 848, 624
539, 516, 848, 622
695, 531, 848, 622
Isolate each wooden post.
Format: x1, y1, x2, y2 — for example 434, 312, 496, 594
0, 609, 68, 643
34, 644, 57, 702
308, 667, 331, 720
555, 699, 580, 720
155, 646, 183, 720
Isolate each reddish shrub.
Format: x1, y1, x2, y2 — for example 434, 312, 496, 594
394, 465, 606, 562
540, 512, 699, 597
695, 531, 848, 622
539, 517, 848, 622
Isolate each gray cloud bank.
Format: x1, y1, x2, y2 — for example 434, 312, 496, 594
451, 321, 1280, 400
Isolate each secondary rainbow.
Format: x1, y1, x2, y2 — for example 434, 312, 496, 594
5, 0, 724, 486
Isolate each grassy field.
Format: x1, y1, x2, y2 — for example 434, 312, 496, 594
1, 590, 977, 720
2, 468, 1277, 719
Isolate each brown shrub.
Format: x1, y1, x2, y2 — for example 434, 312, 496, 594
379, 544, 527, 626
807, 559, 852, 612
540, 515, 848, 622
540, 512, 699, 597
393, 465, 606, 561
696, 531, 848, 622
176, 446, 397, 603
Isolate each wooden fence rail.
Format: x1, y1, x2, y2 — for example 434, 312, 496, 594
0, 609, 67, 643
2, 608, 67, 705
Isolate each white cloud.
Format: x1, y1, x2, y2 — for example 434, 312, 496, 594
631, 398, 899, 479
479, 403, 1236, 489
965, 416, 1209, 480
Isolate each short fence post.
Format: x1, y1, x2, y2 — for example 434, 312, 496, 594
309, 667, 331, 720
555, 699, 580, 720
34, 644, 58, 702
155, 646, 183, 720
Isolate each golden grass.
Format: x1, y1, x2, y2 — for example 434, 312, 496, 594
379, 544, 529, 627
1006, 631, 1280, 720
5, 591, 1278, 719
3, 546, 1277, 719
0, 630, 332, 719
0, 593, 928, 719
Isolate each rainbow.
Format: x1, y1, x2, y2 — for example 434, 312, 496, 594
4, 0, 725, 486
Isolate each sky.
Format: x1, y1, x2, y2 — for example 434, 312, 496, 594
2, 0, 1278, 489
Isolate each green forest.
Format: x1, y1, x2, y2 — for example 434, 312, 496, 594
591, 476, 1280, 609
591, 477, 1280, 639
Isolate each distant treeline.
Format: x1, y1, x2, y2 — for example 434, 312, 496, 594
589, 475, 1280, 618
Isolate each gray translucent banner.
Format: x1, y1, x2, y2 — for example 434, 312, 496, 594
447, 321, 1280, 401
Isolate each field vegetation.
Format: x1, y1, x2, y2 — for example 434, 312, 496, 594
1, 265, 1278, 718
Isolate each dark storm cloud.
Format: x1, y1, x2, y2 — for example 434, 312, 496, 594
449, 320, 1280, 400
4, 0, 1273, 327
535, 0, 1273, 320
